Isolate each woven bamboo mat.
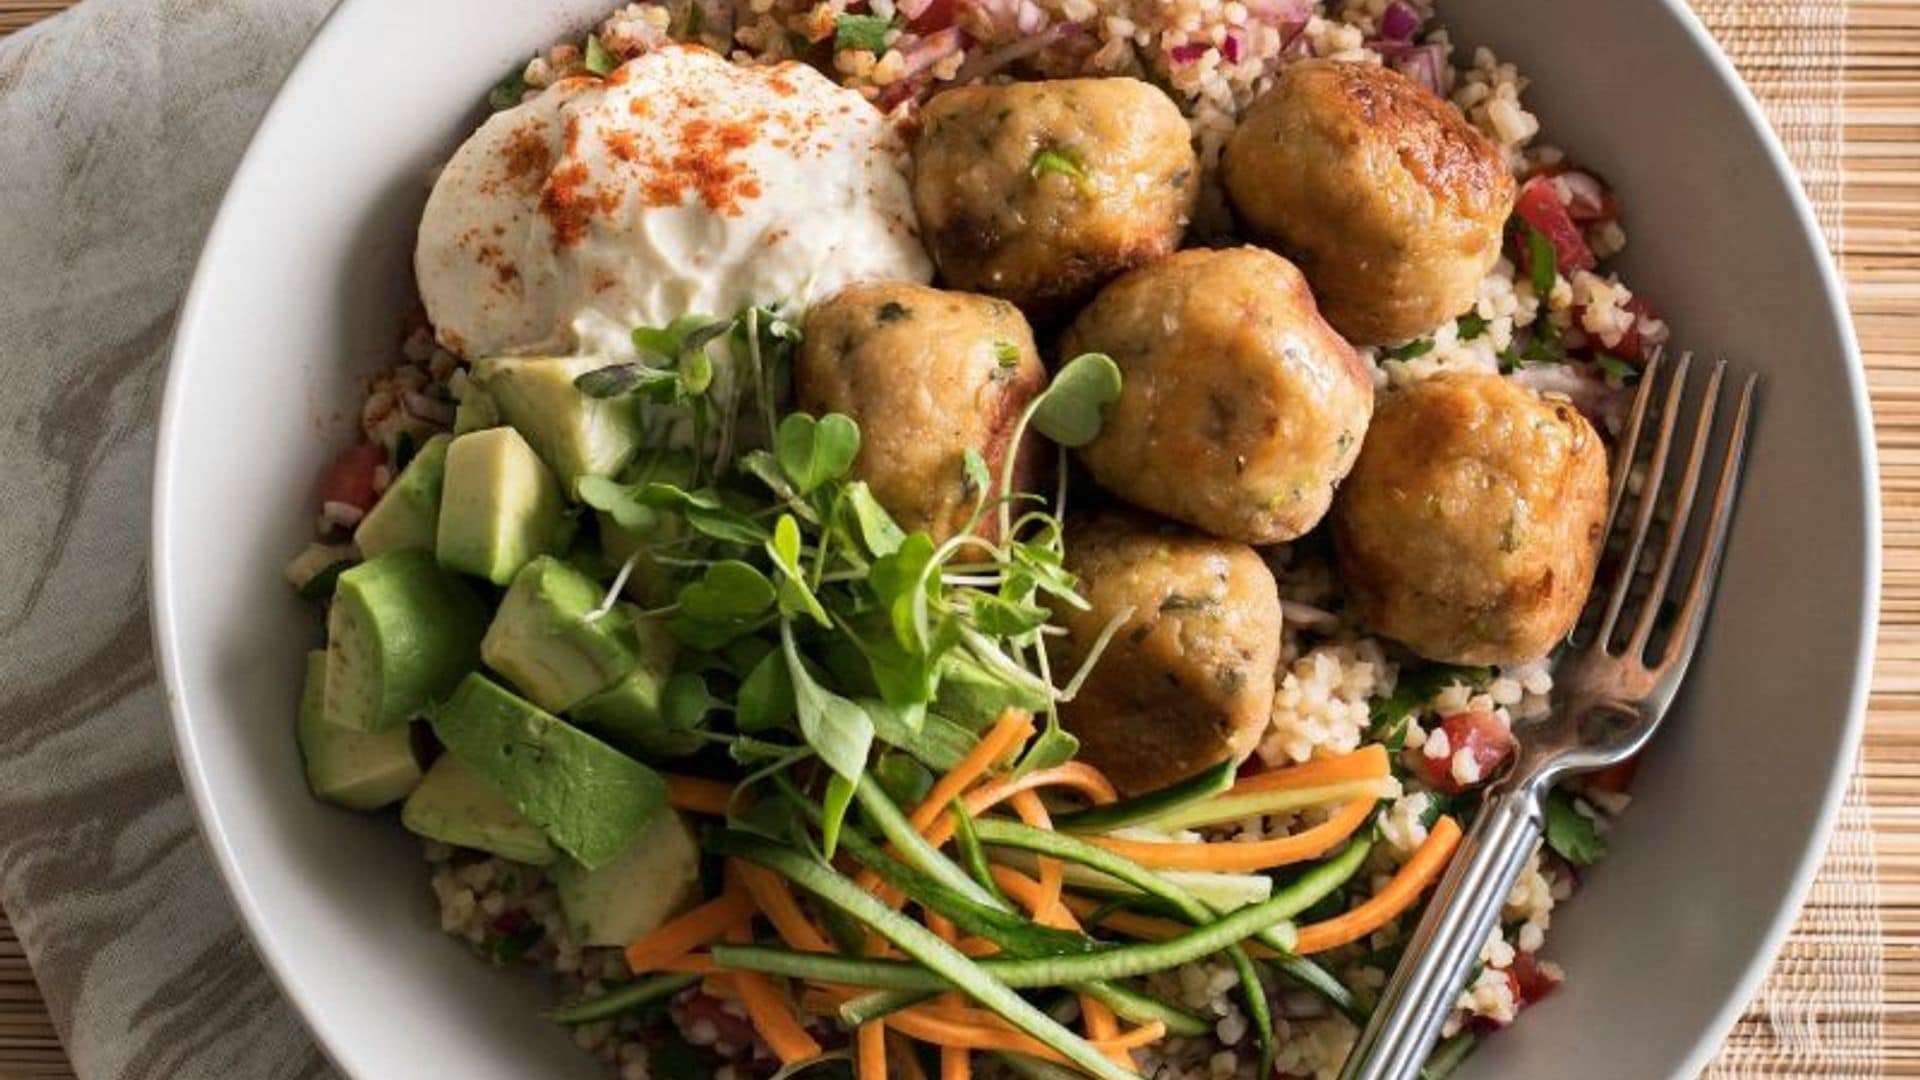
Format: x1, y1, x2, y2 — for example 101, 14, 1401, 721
0, 0, 1913, 1076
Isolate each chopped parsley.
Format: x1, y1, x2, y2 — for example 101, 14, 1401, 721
1456, 312, 1490, 340
583, 33, 619, 76
1030, 147, 1087, 183
1524, 225, 1559, 298
992, 340, 1022, 368
1382, 338, 1434, 362
834, 13, 893, 52
1367, 663, 1493, 750
1595, 352, 1639, 382
487, 67, 528, 111
1545, 790, 1607, 866
877, 300, 911, 323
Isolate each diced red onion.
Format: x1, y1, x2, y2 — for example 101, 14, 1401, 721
895, 0, 933, 19
896, 26, 967, 79
1015, 0, 1049, 34
952, 23, 1070, 82
1380, 0, 1422, 41
1511, 362, 1627, 433
1554, 169, 1612, 221
1222, 30, 1243, 63
1170, 41, 1210, 64
1244, 0, 1311, 23
1388, 42, 1448, 95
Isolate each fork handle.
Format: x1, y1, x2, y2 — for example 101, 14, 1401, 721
1338, 777, 1548, 1080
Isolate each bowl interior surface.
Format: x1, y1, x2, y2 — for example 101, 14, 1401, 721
152, 1, 1875, 1077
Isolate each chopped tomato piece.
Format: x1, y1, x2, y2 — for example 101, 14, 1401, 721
318, 441, 386, 512
1507, 952, 1562, 1008
1513, 176, 1596, 276
1585, 756, 1640, 796
1413, 710, 1514, 794
908, 0, 957, 32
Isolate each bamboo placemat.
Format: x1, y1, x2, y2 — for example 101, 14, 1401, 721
0, 0, 1911, 1076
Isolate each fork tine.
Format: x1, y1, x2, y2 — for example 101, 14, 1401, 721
1602, 349, 1666, 538
1656, 371, 1758, 670
1626, 359, 1726, 657
1593, 352, 1693, 649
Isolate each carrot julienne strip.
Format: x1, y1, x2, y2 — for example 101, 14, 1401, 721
665, 774, 736, 816
891, 1032, 933, 1080
625, 890, 757, 973
1295, 815, 1463, 954
1227, 745, 1389, 796
857, 1022, 888, 1080
736, 861, 833, 953
907, 709, 1036, 832
723, 923, 822, 1066
1085, 796, 1375, 872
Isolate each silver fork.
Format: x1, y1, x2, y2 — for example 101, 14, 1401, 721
1337, 353, 1760, 1080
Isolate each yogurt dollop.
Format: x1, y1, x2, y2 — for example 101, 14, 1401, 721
417, 44, 931, 360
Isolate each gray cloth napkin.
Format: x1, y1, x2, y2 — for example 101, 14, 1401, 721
0, 1, 342, 1076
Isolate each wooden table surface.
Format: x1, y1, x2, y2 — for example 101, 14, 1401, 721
1, 0, 1915, 1077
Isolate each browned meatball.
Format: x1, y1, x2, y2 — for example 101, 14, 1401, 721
912, 78, 1198, 316
1332, 372, 1610, 664
1060, 246, 1373, 545
1050, 511, 1281, 795
1222, 59, 1515, 346
797, 283, 1046, 542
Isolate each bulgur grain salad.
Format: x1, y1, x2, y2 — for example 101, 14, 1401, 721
285, 1, 1667, 1077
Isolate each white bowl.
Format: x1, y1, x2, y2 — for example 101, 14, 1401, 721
152, 1, 1878, 1077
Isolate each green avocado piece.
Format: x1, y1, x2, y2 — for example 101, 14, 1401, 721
324, 550, 487, 732
436, 427, 568, 585
430, 674, 667, 870
474, 355, 643, 497
482, 556, 637, 713
451, 370, 501, 435
569, 611, 697, 758
355, 434, 452, 558
553, 808, 703, 946
401, 753, 555, 866
933, 650, 1052, 731
296, 651, 422, 810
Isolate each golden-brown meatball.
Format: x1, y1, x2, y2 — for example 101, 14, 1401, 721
1060, 246, 1373, 545
912, 78, 1198, 316
1222, 59, 1515, 346
1332, 372, 1610, 664
797, 283, 1046, 542
1050, 511, 1281, 795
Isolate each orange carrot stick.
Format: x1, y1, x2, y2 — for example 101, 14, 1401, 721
625, 890, 757, 974
1086, 795, 1376, 872
665, 774, 736, 815
723, 924, 822, 1066
857, 1022, 888, 1080
1296, 815, 1463, 954
1008, 791, 1066, 926
735, 862, 833, 953
1228, 745, 1390, 795
907, 709, 1036, 831
890, 1033, 931, 1080
918, 763, 1120, 852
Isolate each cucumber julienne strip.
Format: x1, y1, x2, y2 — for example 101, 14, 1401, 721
852, 776, 1002, 908
949, 800, 1010, 907
705, 830, 1141, 1080
545, 972, 699, 1025
836, 980, 1210, 1040
1050, 759, 1236, 834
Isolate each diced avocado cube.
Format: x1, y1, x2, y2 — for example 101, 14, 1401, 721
296, 651, 422, 809
450, 369, 500, 435
325, 550, 487, 732
354, 434, 452, 558
436, 427, 568, 585
570, 612, 698, 757
474, 355, 643, 496
430, 674, 666, 870
553, 808, 703, 946
933, 650, 1052, 730
401, 754, 555, 866
482, 556, 637, 713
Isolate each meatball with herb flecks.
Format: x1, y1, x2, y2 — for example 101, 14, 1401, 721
1049, 510, 1282, 795
1060, 246, 1374, 546
796, 282, 1046, 543
1332, 372, 1610, 665
1222, 59, 1515, 346
912, 77, 1198, 318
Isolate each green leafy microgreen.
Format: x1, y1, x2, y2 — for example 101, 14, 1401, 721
576, 362, 682, 401
872, 753, 934, 806
781, 621, 876, 783
583, 33, 619, 76
834, 13, 893, 51
1545, 791, 1607, 866
843, 482, 905, 557
821, 773, 858, 858
1525, 225, 1559, 298
1456, 312, 1490, 340
662, 672, 714, 731
776, 413, 861, 495
736, 650, 797, 732
768, 514, 830, 626
1028, 353, 1123, 448
678, 560, 777, 622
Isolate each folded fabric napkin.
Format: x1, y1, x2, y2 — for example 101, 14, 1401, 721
0, 1, 337, 1076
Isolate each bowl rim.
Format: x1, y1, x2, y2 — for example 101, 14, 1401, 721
149, 1, 1880, 1077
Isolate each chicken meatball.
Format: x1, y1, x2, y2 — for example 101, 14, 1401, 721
1050, 512, 1282, 795
912, 78, 1199, 316
797, 283, 1046, 542
1332, 372, 1610, 664
1060, 247, 1373, 545
1221, 59, 1515, 346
